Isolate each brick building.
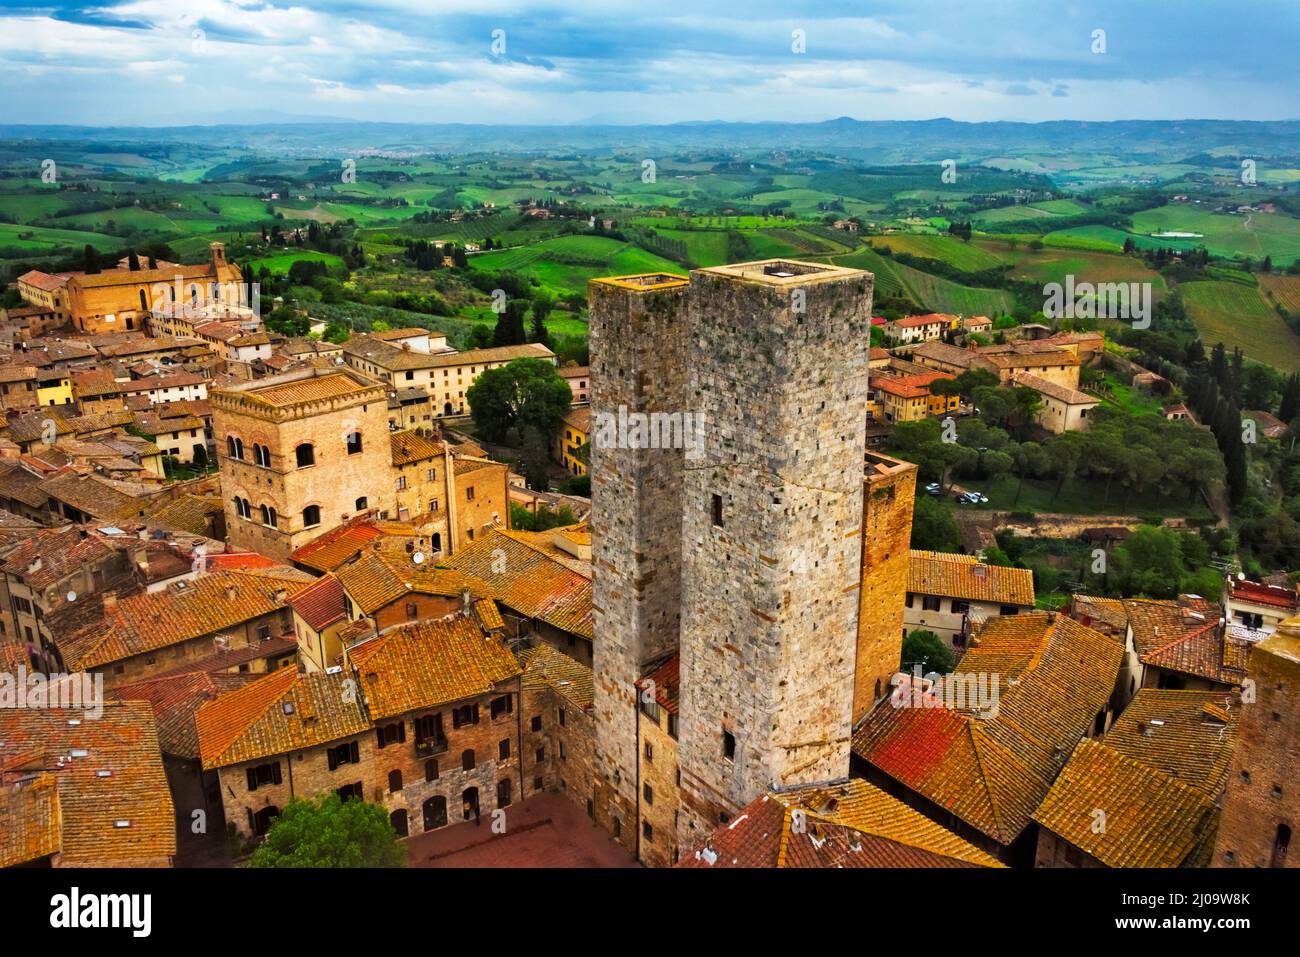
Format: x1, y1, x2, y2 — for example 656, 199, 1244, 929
197, 613, 523, 843
1213, 620, 1300, 867
213, 368, 393, 560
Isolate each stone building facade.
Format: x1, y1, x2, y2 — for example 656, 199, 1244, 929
675, 261, 874, 849
1213, 621, 1300, 867
588, 273, 690, 857
212, 368, 394, 560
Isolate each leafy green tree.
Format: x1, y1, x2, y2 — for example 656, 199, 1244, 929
910, 494, 961, 552
900, 630, 953, 673
466, 357, 572, 444
520, 424, 551, 491
249, 793, 405, 868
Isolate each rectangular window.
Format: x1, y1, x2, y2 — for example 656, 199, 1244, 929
558, 708, 566, 727
376, 721, 405, 748
530, 715, 542, 732
723, 731, 736, 761
643, 783, 653, 806
466, 486, 475, 501
536, 746, 545, 764
498, 739, 510, 760
452, 704, 480, 729
490, 695, 513, 719
327, 741, 360, 771
711, 493, 723, 527
644, 741, 653, 763
1000, 605, 1020, 616
922, 595, 942, 612
667, 713, 679, 740
950, 599, 970, 615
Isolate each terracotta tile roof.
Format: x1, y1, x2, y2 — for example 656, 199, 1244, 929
390, 429, 443, 466
38, 471, 164, 522
344, 336, 553, 371
1069, 594, 1130, 633
517, 642, 594, 710
0, 772, 61, 867
17, 270, 70, 292
197, 667, 370, 770
444, 528, 593, 639
0, 701, 176, 865
911, 341, 981, 369
1033, 739, 1219, 868
288, 573, 347, 631
637, 652, 680, 715
72, 370, 122, 397
909, 550, 1035, 606
349, 616, 521, 721
114, 671, 259, 760
1100, 689, 1238, 792
475, 598, 505, 631
0, 363, 37, 383
145, 493, 223, 536
853, 612, 1122, 845
0, 525, 124, 590
1010, 372, 1097, 405
335, 549, 485, 616
893, 313, 958, 329
0, 463, 53, 508
242, 371, 374, 407
5, 408, 75, 444
1124, 599, 1246, 684
680, 779, 1003, 869
562, 406, 591, 433
1228, 578, 1298, 611
63, 568, 312, 671
289, 518, 420, 574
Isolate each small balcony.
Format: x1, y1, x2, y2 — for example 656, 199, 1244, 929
414, 737, 449, 759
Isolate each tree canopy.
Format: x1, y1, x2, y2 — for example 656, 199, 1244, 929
466, 357, 572, 445
249, 793, 405, 868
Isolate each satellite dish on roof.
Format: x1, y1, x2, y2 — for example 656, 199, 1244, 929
412, 552, 425, 565
1238, 572, 1246, 581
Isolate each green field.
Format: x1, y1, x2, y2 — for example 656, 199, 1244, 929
1130, 205, 1300, 265
960, 473, 1216, 521
1182, 279, 1300, 371
469, 235, 683, 297
248, 249, 347, 275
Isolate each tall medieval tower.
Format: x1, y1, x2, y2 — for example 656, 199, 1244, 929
588, 273, 691, 850
673, 261, 875, 847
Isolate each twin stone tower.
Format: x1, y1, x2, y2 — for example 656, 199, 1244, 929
587, 260, 915, 856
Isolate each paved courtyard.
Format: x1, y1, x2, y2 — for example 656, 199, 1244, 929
405, 792, 640, 868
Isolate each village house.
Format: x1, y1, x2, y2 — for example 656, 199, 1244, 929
1009, 372, 1099, 433
57, 566, 312, 689
852, 612, 1123, 865
905, 550, 1036, 651
0, 700, 177, 867
197, 613, 522, 842
1034, 689, 1237, 868
555, 406, 590, 476
1222, 576, 1299, 641
886, 312, 958, 345
341, 332, 555, 418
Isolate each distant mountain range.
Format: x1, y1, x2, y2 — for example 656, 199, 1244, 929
3, 118, 1300, 162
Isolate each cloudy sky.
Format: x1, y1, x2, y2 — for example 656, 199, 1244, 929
0, 0, 1296, 126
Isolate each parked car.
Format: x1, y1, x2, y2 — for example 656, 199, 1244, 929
925, 482, 942, 495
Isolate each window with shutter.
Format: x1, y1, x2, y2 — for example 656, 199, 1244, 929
246, 768, 257, 791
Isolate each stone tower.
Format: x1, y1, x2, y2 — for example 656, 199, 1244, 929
1213, 620, 1300, 867
855, 451, 917, 721
588, 273, 691, 851
673, 260, 875, 848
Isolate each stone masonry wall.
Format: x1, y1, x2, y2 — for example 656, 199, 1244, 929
855, 453, 916, 721
1213, 633, 1300, 867
675, 264, 874, 848
588, 278, 689, 856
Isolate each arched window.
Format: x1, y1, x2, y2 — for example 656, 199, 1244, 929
355, 497, 368, 511
461, 749, 475, 772
253, 444, 270, 468
346, 431, 362, 455
234, 497, 251, 520
431, 532, 441, 553
139, 289, 148, 311
461, 786, 479, 821
389, 809, 408, 838
295, 444, 314, 468
422, 796, 447, 831
388, 770, 403, 793
302, 505, 321, 528
260, 504, 273, 527
267, 507, 277, 528
226, 436, 244, 460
